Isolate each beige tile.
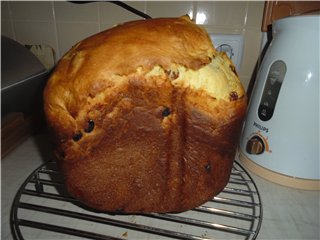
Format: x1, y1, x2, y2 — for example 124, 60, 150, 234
100, 23, 117, 32
54, 1, 99, 22
9, 1, 54, 21
196, 1, 247, 28
146, 1, 194, 18
239, 28, 262, 79
57, 21, 100, 57
238, 75, 251, 90
99, 1, 146, 26
245, 1, 265, 28
1, 1, 11, 20
13, 20, 57, 50
202, 25, 243, 36
1, 20, 15, 39
123, 0, 146, 13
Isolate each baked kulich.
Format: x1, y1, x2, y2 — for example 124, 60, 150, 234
44, 16, 247, 213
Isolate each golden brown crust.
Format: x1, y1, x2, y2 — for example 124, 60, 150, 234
44, 16, 247, 213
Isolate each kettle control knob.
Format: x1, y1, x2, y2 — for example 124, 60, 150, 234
246, 136, 265, 155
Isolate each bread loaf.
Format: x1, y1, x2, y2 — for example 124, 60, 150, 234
44, 16, 247, 213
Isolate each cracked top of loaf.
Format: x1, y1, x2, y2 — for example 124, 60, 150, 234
44, 16, 244, 115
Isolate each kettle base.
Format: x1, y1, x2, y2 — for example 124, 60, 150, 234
239, 149, 320, 191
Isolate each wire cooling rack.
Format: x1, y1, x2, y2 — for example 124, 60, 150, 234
11, 160, 262, 240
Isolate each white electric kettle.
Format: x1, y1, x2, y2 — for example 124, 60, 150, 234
239, 15, 319, 190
